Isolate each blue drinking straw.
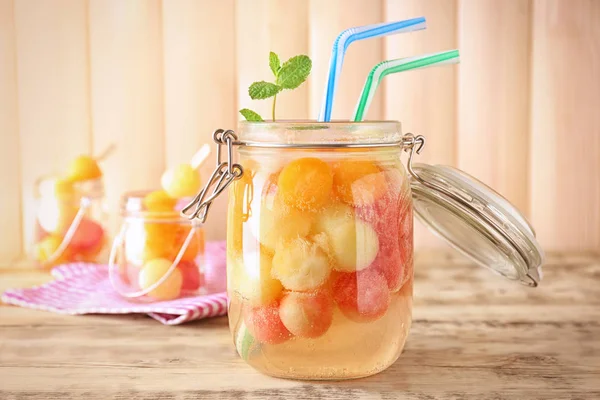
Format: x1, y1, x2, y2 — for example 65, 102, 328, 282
318, 17, 427, 122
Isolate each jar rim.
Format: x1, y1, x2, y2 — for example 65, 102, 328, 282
237, 120, 402, 147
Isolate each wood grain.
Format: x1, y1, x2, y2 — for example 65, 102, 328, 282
14, 0, 91, 255
529, 0, 600, 252
384, 0, 458, 249
88, 0, 165, 236
457, 0, 532, 215
236, 0, 309, 121
162, 0, 236, 241
308, 0, 384, 120
0, 253, 599, 399
0, 0, 21, 261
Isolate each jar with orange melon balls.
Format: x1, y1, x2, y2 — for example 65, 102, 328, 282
107, 146, 210, 302
182, 122, 544, 380
32, 155, 110, 269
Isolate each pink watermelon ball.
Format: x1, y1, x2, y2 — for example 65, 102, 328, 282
70, 217, 104, 251
244, 303, 292, 345
177, 261, 204, 292
356, 169, 413, 291
332, 269, 391, 323
370, 205, 414, 291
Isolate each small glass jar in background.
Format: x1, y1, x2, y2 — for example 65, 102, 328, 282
33, 176, 109, 268
108, 191, 206, 302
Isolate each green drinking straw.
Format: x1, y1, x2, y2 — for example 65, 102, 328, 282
352, 49, 460, 121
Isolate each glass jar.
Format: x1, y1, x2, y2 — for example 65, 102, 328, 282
182, 121, 544, 381
32, 176, 109, 268
108, 191, 206, 302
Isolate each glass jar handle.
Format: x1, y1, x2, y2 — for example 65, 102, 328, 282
181, 129, 243, 223
41, 196, 91, 267
107, 222, 198, 299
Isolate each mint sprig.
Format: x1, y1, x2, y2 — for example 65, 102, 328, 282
239, 51, 312, 122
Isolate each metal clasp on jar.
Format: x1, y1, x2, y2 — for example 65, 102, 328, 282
181, 129, 243, 223
181, 129, 426, 223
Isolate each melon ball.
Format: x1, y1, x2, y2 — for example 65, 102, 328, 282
138, 258, 183, 300
66, 155, 102, 182
178, 260, 204, 292
244, 303, 292, 345
271, 237, 331, 291
279, 291, 334, 338
327, 219, 379, 272
161, 164, 201, 198
69, 217, 104, 252
233, 251, 283, 306
332, 160, 387, 206
255, 195, 313, 253
332, 269, 390, 323
277, 157, 333, 211
311, 202, 355, 236
143, 190, 177, 212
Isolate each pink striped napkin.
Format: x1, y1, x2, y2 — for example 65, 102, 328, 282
1, 241, 228, 325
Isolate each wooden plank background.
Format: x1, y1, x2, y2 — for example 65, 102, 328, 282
0, 0, 598, 262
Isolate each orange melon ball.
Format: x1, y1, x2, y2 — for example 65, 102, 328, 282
161, 164, 201, 198
244, 303, 292, 345
143, 190, 177, 212
332, 160, 387, 206
34, 235, 72, 267
279, 291, 334, 338
332, 269, 390, 323
256, 196, 313, 253
233, 251, 284, 306
66, 155, 102, 182
174, 225, 204, 262
271, 237, 331, 291
277, 157, 333, 211
138, 258, 183, 300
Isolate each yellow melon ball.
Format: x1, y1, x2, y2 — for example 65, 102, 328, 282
232, 251, 283, 306
272, 237, 331, 291
138, 258, 183, 300
255, 196, 313, 253
66, 155, 102, 182
143, 190, 177, 212
327, 219, 379, 272
161, 164, 201, 198
332, 160, 387, 206
277, 157, 333, 211
311, 202, 355, 235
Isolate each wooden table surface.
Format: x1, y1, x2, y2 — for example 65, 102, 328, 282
1, 252, 599, 399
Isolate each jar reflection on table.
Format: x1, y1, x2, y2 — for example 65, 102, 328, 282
114, 191, 206, 301
226, 121, 414, 380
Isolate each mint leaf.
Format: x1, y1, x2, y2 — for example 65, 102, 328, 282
276, 55, 312, 90
269, 52, 281, 76
248, 81, 281, 100
239, 108, 263, 122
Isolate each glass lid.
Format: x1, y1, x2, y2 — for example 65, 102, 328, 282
408, 159, 544, 287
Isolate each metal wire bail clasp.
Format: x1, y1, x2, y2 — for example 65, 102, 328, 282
181, 129, 243, 223
401, 133, 426, 180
